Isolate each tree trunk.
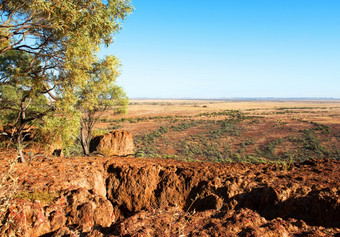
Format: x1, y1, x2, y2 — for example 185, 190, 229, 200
80, 126, 90, 155
80, 115, 96, 156
17, 133, 26, 163
15, 98, 29, 162
85, 133, 92, 155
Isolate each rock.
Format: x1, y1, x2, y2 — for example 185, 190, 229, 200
89, 130, 134, 156
63, 188, 115, 232
51, 227, 78, 237
50, 210, 67, 232
91, 170, 107, 197
86, 229, 104, 237
1, 156, 339, 236
77, 202, 94, 232
94, 199, 115, 227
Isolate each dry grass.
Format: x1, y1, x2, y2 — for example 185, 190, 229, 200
99, 99, 340, 123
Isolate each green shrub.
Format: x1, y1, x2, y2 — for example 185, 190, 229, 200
301, 130, 329, 155
262, 138, 284, 156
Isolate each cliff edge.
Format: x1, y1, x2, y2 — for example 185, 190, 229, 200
0, 153, 339, 236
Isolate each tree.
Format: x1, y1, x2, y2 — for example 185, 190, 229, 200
77, 56, 128, 155
0, 50, 50, 162
0, 0, 133, 159
1, 0, 133, 101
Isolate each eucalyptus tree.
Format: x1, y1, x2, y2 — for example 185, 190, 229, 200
0, 0, 133, 159
0, 0, 133, 92
77, 56, 128, 155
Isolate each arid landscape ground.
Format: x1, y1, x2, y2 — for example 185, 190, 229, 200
98, 99, 340, 164
0, 99, 339, 236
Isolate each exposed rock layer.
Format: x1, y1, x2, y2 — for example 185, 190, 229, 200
0, 155, 339, 236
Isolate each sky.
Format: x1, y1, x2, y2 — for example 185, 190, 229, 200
99, 0, 340, 99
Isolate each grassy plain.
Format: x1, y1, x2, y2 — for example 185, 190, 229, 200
97, 99, 340, 163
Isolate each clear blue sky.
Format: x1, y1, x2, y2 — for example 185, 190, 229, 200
100, 0, 340, 98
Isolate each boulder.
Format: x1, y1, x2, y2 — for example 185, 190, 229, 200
89, 130, 134, 157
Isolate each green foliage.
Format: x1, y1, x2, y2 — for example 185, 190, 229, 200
134, 126, 169, 158
0, 51, 50, 116
273, 119, 287, 129
125, 109, 339, 164
76, 56, 128, 155
1, 1, 133, 158
214, 119, 242, 137
310, 122, 331, 134
263, 138, 284, 156
198, 110, 246, 119
41, 108, 81, 155
233, 154, 267, 163
133, 111, 251, 162
0, 51, 52, 160
77, 56, 128, 113
0, 85, 49, 124
301, 129, 329, 155
106, 115, 177, 124
161, 154, 180, 160
91, 128, 112, 137
137, 126, 169, 144
242, 138, 255, 146
1, 0, 133, 90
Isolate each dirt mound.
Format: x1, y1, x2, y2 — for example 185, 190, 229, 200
89, 130, 134, 156
0, 153, 339, 236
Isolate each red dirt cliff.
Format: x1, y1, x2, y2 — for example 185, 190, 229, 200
0, 154, 339, 236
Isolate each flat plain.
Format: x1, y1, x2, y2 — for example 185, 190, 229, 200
95, 99, 340, 164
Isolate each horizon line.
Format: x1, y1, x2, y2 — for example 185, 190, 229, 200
130, 97, 340, 101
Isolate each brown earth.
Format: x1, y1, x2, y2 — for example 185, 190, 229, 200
0, 152, 339, 236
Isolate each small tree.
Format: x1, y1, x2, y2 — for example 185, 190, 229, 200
77, 56, 128, 155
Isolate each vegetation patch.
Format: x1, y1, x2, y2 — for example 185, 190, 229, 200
15, 190, 59, 204
130, 106, 339, 163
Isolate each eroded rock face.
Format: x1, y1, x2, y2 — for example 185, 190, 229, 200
89, 130, 134, 157
0, 156, 339, 236
105, 159, 340, 228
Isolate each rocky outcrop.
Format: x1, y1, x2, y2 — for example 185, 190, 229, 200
89, 130, 134, 156
0, 156, 339, 236
105, 159, 340, 227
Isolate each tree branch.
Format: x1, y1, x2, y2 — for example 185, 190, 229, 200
43, 83, 59, 100
0, 106, 20, 112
